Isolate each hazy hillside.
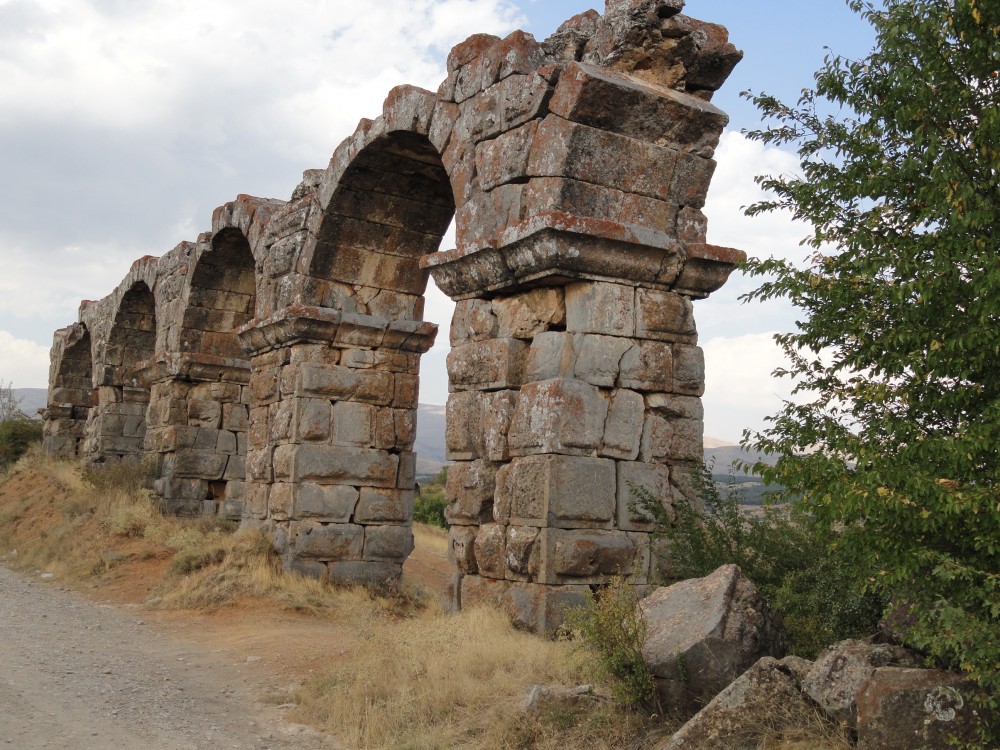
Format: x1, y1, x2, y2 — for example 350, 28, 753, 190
12, 388, 46, 418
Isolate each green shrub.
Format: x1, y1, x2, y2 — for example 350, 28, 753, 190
633, 466, 886, 658
414, 466, 449, 529
0, 418, 42, 469
564, 577, 659, 712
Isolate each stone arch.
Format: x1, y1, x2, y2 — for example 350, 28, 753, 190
90, 281, 157, 462
42, 323, 94, 458
304, 128, 455, 317
238, 97, 456, 585
143, 230, 258, 516
181, 228, 258, 358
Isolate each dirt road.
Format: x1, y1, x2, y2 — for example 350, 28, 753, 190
0, 565, 344, 750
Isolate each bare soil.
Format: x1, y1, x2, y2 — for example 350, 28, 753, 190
0, 467, 452, 749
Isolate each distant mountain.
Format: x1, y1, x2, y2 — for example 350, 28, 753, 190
703, 444, 776, 474
12, 388, 47, 419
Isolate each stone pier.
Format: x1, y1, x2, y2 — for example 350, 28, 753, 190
43, 0, 745, 630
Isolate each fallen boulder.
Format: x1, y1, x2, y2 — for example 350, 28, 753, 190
856, 667, 985, 750
639, 564, 786, 717
802, 639, 922, 729
655, 655, 822, 750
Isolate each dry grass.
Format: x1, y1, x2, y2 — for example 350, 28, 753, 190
412, 521, 448, 555
290, 603, 652, 750
0, 450, 855, 750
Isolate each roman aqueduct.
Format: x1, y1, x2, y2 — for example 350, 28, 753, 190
42, 0, 744, 631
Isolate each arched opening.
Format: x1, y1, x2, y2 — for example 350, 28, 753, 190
181, 229, 257, 357
156, 230, 257, 517
308, 130, 456, 317
95, 281, 156, 461
45, 326, 94, 458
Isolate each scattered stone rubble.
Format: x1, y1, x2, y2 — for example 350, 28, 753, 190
640, 571, 987, 750
42, 0, 746, 625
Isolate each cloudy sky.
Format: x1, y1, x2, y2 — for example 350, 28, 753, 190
0, 0, 873, 441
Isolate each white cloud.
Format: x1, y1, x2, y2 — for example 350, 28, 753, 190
0, 330, 51, 388
702, 331, 792, 441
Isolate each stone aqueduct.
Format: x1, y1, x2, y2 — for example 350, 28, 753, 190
43, 0, 744, 630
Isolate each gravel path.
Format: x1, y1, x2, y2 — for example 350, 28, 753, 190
0, 566, 343, 750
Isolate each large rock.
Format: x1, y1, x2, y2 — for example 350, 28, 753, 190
801, 638, 922, 729
639, 564, 786, 717
856, 668, 985, 750
655, 656, 822, 750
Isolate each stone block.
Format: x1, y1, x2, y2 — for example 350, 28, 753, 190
617, 461, 672, 531
449, 525, 479, 574
670, 152, 716, 209
619, 340, 673, 392
447, 338, 528, 391
476, 120, 538, 191
222, 403, 249, 431
445, 391, 481, 460
172, 449, 227, 480
524, 332, 575, 383
292, 521, 364, 560
294, 483, 359, 522
243, 482, 269, 518
856, 668, 983, 750
276, 444, 398, 487
574, 333, 633, 388
527, 115, 679, 202
449, 299, 498, 345
494, 454, 616, 529
672, 344, 705, 396
363, 525, 413, 562
397, 451, 416, 489
474, 523, 507, 579
493, 288, 566, 340
505, 525, 541, 581
327, 560, 402, 587
217, 430, 238, 455
268, 482, 295, 520
508, 379, 609, 456
294, 398, 332, 442
548, 62, 729, 156
296, 364, 394, 405
599, 388, 645, 460
565, 281, 635, 336
635, 288, 697, 343
481, 389, 517, 461
444, 459, 497, 523
331, 400, 374, 446
393, 373, 419, 409
355, 488, 413, 524
539, 528, 641, 584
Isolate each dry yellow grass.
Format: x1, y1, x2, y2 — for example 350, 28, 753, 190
0, 451, 855, 750
412, 521, 448, 555
289, 603, 651, 750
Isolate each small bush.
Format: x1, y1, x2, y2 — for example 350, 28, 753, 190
633, 465, 886, 658
81, 456, 160, 495
0, 418, 42, 470
564, 577, 659, 712
414, 466, 449, 529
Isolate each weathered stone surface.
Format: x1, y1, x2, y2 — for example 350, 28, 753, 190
508, 379, 609, 456
802, 639, 923, 729
45, 2, 745, 612
656, 656, 820, 749
640, 564, 787, 716
856, 668, 984, 750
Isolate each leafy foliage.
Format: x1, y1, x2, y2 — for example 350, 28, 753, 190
634, 470, 885, 658
414, 466, 448, 529
0, 382, 42, 469
740, 0, 1000, 736
563, 577, 659, 712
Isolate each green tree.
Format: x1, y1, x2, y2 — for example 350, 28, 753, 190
0, 381, 42, 469
740, 0, 1000, 725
